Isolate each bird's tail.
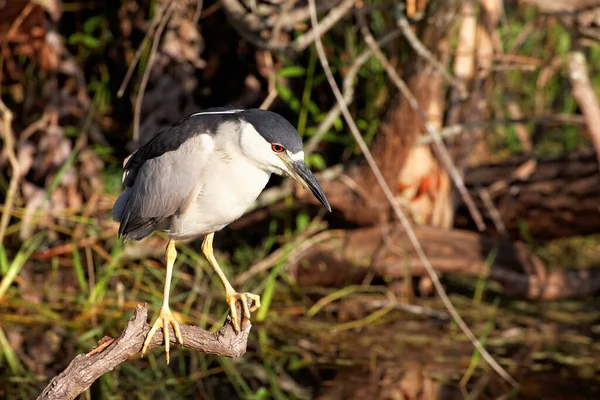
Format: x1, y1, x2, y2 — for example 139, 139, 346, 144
111, 188, 131, 223
112, 188, 160, 241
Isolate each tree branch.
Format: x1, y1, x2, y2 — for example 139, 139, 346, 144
37, 303, 252, 400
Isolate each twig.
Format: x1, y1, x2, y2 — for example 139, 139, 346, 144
415, 114, 585, 144
132, 0, 176, 141
233, 218, 327, 285
477, 188, 507, 236
0, 2, 31, 245
357, 12, 488, 231
305, 28, 402, 154
193, 0, 204, 25
259, 51, 279, 110
270, 0, 298, 47
0, 98, 18, 246
117, 4, 165, 97
535, 56, 563, 114
290, 0, 355, 52
567, 44, 600, 170
394, 4, 468, 99
308, 0, 517, 387
221, 0, 354, 53
2, 2, 35, 44
259, 89, 279, 110
37, 303, 251, 400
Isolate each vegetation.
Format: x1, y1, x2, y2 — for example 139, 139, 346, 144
1, 0, 600, 399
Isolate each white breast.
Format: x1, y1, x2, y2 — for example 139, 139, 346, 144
166, 139, 271, 239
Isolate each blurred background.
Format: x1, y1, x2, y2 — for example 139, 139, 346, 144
2, 0, 600, 399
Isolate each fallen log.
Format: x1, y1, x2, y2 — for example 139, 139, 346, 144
289, 223, 600, 300
460, 149, 600, 240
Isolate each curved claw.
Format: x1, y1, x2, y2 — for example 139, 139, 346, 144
226, 291, 262, 333
141, 307, 183, 364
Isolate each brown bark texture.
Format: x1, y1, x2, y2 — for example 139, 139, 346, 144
460, 149, 600, 240
37, 304, 251, 400
290, 223, 600, 300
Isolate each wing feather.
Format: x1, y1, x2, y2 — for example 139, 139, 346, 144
114, 134, 213, 239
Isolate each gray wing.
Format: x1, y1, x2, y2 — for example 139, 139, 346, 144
112, 134, 214, 240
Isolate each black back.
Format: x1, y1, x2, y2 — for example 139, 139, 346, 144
122, 107, 241, 187
122, 107, 303, 187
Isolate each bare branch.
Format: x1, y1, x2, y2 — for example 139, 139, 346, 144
0, 94, 19, 246
117, 4, 165, 97
221, 0, 354, 53
394, 4, 468, 99
132, 0, 176, 142
415, 114, 585, 144
37, 304, 251, 400
305, 28, 402, 154
0, 0, 29, 246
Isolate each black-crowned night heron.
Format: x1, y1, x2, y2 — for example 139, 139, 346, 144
112, 107, 331, 363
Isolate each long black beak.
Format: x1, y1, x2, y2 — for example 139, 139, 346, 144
291, 161, 331, 212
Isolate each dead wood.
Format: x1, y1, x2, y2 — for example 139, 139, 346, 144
461, 149, 600, 240
290, 223, 600, 300
293, 148, 600, 241
37, 303, 251, 400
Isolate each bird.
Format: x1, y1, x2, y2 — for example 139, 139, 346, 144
112, 107, 331, 363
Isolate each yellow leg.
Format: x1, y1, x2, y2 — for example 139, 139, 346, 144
202, 232, 261, 332
141, 239, 183, 364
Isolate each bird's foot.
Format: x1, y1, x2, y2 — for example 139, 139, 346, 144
226, 290, 261, 333
141, 306, 183, 364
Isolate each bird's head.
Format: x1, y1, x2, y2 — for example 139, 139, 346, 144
238, 109, 331, 212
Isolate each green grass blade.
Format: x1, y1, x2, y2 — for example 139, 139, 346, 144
0, 243, 8, 275
72, 247, 88, 293
255, 259, 286, 323
0, 231, 46, 299
0, 324, 25, 375
460, 297, 501, 387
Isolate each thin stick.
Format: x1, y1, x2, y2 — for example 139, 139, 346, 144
221, 0, 355, 53
0, 3, 34, 244
117, 4, 166, 97
416, 114, 584, 145
132, 0, 176, 141
193, 0, 204, 25
259, 51, 278, 110
477, 188, 507, 236
0, 98, 18, 246
308, 0, 517, 387
3, 2, 34, 43
290, 0, 355, 52
358, 12, 487, 232
305, 29, 402, 154
394, 4, 468, 99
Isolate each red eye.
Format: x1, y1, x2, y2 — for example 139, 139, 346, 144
271, 144, 285, 153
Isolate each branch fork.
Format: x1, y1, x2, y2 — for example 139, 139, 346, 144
37, 303, 252, 400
